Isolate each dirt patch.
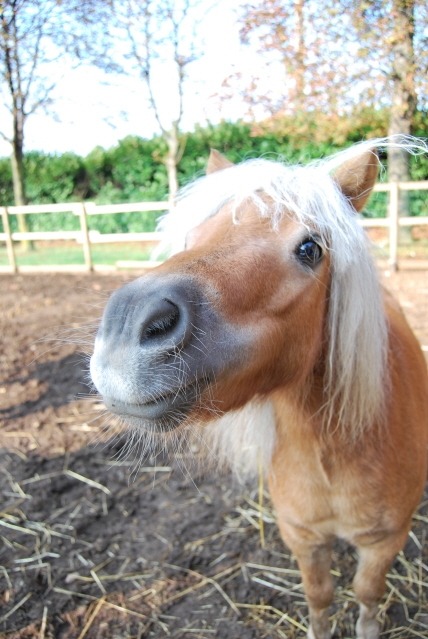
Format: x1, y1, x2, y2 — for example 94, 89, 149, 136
1, 269, 428, 639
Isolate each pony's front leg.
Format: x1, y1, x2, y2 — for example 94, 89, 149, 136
277, 521, 333, 639
353, 529, 410, 639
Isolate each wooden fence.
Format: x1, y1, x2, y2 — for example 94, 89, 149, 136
1, 182, 428, 274
0, 201, 169, 274
363, 181, 428, 270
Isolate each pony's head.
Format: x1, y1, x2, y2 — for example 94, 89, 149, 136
90, 142, 396, 469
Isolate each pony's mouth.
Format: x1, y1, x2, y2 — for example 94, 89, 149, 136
103, 377, 210, 430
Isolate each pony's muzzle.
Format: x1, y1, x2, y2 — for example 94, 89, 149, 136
90, 277, 210, 417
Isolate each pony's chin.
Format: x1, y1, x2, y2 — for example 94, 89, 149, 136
121, 414, 184, 433
102, 378, 209, 431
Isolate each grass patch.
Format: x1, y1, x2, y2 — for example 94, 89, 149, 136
0, 242, 153, 267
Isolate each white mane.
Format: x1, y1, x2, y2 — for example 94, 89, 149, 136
156, 135, 427, 441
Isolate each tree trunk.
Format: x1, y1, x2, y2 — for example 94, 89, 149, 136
387, 0, 416, 245
10, 115, 32, 250
164, 126, 180, 205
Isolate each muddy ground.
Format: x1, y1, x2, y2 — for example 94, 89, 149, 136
1, 267, 428, 639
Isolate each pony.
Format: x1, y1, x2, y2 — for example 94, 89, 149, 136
90, 138, 428, 639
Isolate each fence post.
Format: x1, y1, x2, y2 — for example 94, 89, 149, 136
1, 207, 17, 273
79, 203, 92, 272
388, 182, 399, 272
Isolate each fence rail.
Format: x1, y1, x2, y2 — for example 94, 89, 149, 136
369, 182, 428, 270
0, 201, 170, 273
0, 182, 428, 273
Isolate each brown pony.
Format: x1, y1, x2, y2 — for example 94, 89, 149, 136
90, 140, 428, 639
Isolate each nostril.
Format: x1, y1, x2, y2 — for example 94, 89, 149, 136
144, 307, 179, 339
140, 300, 180, 342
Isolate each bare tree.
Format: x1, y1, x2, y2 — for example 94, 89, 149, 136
0, 0, 56, 245
0, 0, 113, 248
119, 0, 204, 203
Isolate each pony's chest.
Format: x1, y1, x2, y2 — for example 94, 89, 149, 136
268, 440, 387, 540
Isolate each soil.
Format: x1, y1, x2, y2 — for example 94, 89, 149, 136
1, 268, 428, 639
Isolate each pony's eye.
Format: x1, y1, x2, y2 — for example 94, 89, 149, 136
296, 240, 323, 267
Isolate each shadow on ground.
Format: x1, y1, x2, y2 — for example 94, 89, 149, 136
0, 353, 91, 421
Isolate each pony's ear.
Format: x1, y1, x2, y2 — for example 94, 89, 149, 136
333, 149, 379, 213
207, 149, 234, 175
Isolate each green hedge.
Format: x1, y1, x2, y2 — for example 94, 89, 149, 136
1, 113, 428, 234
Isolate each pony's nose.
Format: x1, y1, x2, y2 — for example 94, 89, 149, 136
98, 280, 195, 355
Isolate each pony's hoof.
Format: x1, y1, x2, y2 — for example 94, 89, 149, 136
356, 616, 380, 639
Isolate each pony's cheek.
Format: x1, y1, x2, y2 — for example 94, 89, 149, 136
207, 296, 327, 408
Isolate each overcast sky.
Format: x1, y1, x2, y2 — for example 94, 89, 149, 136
0, 0, 270, 158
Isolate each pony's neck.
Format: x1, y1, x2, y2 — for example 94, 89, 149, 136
271, 361, 355, 447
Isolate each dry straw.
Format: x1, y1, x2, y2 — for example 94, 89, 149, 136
2, 453, 428, 637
